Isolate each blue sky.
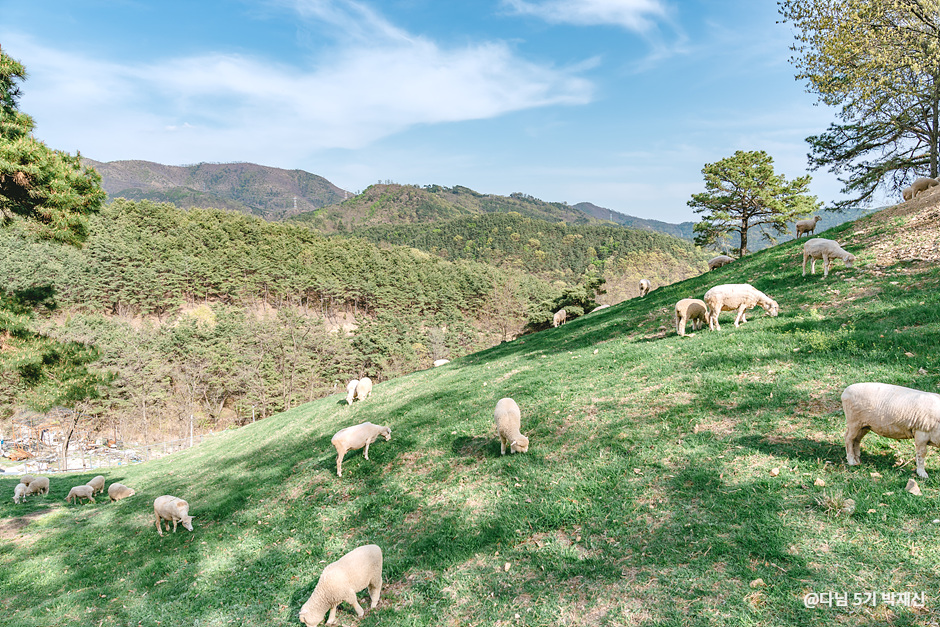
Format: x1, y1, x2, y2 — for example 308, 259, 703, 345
2, 0, 855, 223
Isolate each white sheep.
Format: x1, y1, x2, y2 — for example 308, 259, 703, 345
86, 475, 105, 496
433, 359, 450, 367
552, 309, 567, 327
299, 544, 383, 626
108, 483, 136, 502
66, 485, 96, 504
13, 482, 27, 504
345, 379, 359, 405
795, 215, 822, 238
704, 284, 778, 331
910, 177, 938, 199
707, 255, 734, 270
25, 476, 49, 496
331, 422, 391, 477
802, 238, 855, 278
494, 397, 529, 455
842, 382, 940, 479
354, 377, 373, 402
18, 474, 36, 487
154, 495, 194, 536
638, 279, 651, 297
674, 298, 708, 337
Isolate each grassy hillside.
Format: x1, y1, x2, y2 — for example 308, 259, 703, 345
3, 199, 940, 626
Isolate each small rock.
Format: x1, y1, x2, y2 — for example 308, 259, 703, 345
593, 349, 599, 355
841, 499, 856, 515
750, 578, 766, 588
932, 519, 939, 524
814, 478, 826, 487
867, 509, 877, 514
905, 479, 922, 496
769, 467, 780, 477
905, 352, 916, 358
503, 562, 511, 572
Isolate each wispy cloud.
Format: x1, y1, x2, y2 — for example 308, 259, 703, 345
503, 0, 669, 32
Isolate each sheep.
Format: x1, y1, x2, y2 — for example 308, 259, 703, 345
108, 482, 136, 502
842, 382, 940, 479
639, 279, 651, 297
433, 359, 450, 367
331, 422, 391, 477
86, 475, 105, 496
494, 397, 529, 455
345, 379, 359, 405
299, 544, 383, 626
18, 474, 35, 487
674, 298, 708, 337
354, 377, 372, 402
13, 482, 27, 504
25, 476, 49, 496
910, 177, 939, 199
154, 495, 194, 536
704, 284, 778, 331
795, 215, 822, 238
66, 485, 96, 504
707, 255, 734, 270
552, 308, 567, 328
802, 238, 855, 278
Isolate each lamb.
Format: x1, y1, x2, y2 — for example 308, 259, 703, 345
910, 177, 939, 199
345, 379, 359, 405
802, 238, 855, 278
674, 298, 708, 337
552, 308, 567, 327
299, 544, 383, 626
703, 284, 778, 331
154, 495, 194, 536
795, 215, 821, 238
25, 476, 49, 496
707, 255, 734, 270
66, 485, 96, 504
842, 382, 940, 479
18, 474, 35, 487
354, 377, 372, 402
86, 475, 105, 495
433, 359, 450, 367
638, 279, 651, 297
108, 482, 136, 502
331, 422, 391, 477
13, 482, 27, 504
494, 397, 529, 455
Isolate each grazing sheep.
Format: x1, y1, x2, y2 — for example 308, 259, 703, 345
704, 284, 778, 331
66, 485, 96, 504
86, 475, 105, 496
108, 483, 136, 502
674, 298, 709, 337
299, 544, 383, 626
25, 476, 49, 496
433, 359, 450, 367
13, 483, 27, 504
911, 177, 939, 199
354, 377, 373, 402
345, 379, 359, 405
18, 474, 35, 487
639, 279, 652, 297
552, 308, 567, 328
842, 382, 940, 479
494, 397, 529, 455
802, 238, 855, 278
331, 422, 391, 478
154, 495, 194, 536
707, 255, 734, 270
795, 216, 822, 238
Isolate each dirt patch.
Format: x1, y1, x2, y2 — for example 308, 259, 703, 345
0, 508, 51, 542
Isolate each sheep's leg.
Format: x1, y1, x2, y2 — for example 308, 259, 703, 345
369, 576, 382, 608
734, 304, 747, 327
802, 254, 808, 276
844, 423, 867, 466
500, 436, 506, 456
156, 514, 164, 536
172, 518, 178, 533
347, 594, 365, 617
336, 451, 345, 477
326, 605, 339, 625
364, 440, 371, 461
811, 258, 817, 275
914, 432, 931, 479
676, 314, 685, 336
822, 254, 830, 278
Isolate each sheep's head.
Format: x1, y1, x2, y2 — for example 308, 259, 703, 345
510, 435, 530, 454
845, 254, 855, 268
382, 427, 392, 441
181, 515, 194, 532
763, 299, 779, 317
299, 600, 326, 626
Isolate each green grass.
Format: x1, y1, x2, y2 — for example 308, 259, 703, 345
3, 212, 940, 626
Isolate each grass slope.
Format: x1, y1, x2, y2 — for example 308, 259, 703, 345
3, 205, 940, 626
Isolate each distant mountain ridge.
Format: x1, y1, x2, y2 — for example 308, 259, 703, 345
575, 201, 697, 240
83, 159, 349, 221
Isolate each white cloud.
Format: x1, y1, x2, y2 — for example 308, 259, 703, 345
503, 0, 669, 32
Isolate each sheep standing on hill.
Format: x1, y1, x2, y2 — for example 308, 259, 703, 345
355, 377, 373, 402
86, 475, 105, 496
708, 255, 734, 270
13, 483, 27, 504
842, 382, 940, 479
108, 483, 136, 502
331, 422, 391, 477
66, 485, 96, 504
345, 379, 359, 405
795, 216, 822, 238
639, 279, 651, 297
25, 476, 49, 496
494, 397, 529, 455
802, 238, 855, 278
299, 544, 383, 626
704, 284, 778, 331
911, 177, 939, 199
674, 298, 708, 337
154, 495, 194, 536
552, 309, 566, 327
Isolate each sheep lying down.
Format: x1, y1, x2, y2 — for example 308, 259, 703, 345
843, 382, 940, 479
